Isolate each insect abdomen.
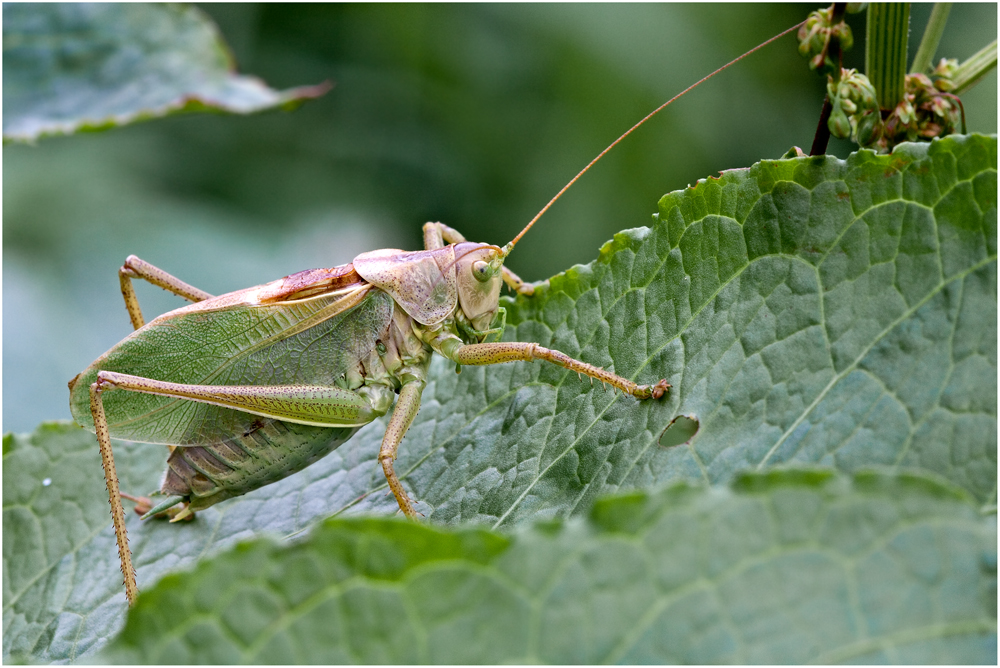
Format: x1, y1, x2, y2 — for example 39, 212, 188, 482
162, 419, 358, 511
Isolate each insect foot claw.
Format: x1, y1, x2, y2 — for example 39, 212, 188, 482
120, 492, 154, 516
650, 379, 671, 400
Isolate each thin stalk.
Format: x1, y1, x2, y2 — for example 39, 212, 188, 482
810, 95, 833, 156
866, 3, 911, 110
809, 3, 846, 156
910, 3, 952, 74
952, 39, 998, 94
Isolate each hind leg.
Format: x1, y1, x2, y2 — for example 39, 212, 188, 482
89, 382, 138, 605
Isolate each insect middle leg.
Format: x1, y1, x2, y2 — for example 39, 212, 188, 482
446, 341, 670, 399
422, 222, 534, 295
119, 255, 215, 330
378, 379, 425, 518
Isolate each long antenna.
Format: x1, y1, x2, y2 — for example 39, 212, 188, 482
502, 20, 805, 256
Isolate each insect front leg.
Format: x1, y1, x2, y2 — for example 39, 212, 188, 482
443, 341, 670, 399
119, 255, 215, 329
422, 221, 450, 250
496, 266, 534, 297
423, 222, 534, 296
89, 380, 139, 606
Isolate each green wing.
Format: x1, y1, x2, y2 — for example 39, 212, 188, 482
70, 286, 394, 445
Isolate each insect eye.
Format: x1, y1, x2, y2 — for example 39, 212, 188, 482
472, 260, 491, 282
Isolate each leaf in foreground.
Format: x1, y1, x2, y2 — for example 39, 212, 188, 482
2, 4, 329, 143
100, 470, 996, 664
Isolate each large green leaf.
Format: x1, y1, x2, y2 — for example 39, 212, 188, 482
102, 471, 997, 663
407, 133, 996, 521
3, 135, 996, 662
2, 4, 329, 143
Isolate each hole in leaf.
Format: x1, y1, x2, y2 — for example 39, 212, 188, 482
658, 415, 699, 448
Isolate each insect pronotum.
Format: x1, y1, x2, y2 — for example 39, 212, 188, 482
68, 22, 802, 605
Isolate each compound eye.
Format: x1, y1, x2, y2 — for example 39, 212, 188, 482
472, 260, 491, 282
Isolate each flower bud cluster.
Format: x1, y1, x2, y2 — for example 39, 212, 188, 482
827, 69, 882, 147
876, 65, 964, 151
931, 58, 959, 91
798, 6, 853, 74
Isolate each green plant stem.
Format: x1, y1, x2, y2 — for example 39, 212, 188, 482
866, 3, 911, 110
910, 3, 952, 73
952, 39, 998, 94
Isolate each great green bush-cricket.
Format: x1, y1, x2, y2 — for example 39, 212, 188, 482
69, 23, 800, 606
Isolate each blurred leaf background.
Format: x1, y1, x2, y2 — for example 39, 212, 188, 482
4, 3, 996, 435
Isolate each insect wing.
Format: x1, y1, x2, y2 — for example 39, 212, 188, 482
70, 284, 394, 445
353, 246, 458, 325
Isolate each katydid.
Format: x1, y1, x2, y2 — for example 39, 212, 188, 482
69, 23, 801, 606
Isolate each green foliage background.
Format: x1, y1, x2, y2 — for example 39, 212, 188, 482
4, 4, 996, 433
